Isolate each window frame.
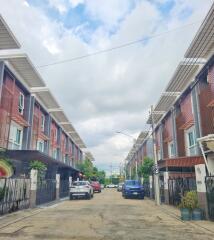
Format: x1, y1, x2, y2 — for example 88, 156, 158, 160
18, 92, 24, 115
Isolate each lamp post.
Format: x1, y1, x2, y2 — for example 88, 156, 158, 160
151, 105, 160, 206
116, 131, 137, 180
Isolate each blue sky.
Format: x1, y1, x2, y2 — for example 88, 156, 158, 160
27, 0, 191, 44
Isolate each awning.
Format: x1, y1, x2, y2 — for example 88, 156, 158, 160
147, 111, 165, 124
165, 61, 200, 92
0, 53, 46, 88
0, 15, 21, 49
185, 3, 214, 59
154, 92, 180, 112
158, 156, 204, 169
6, 150, 80, 172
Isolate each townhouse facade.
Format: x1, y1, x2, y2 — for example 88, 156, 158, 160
125, 3, 214, 218
0, 15, 88, 179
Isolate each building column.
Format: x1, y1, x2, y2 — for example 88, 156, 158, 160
149, 175, 153, 199
45, 115, 51, 154
171, 108, 178, 157
192, 86, 202, 155
0, 62, 4, 103
56, 173, 60, 200
163, 172, 169, 204
22, 95, 35, 150
159, 124, 164, 160
29, 169, 38, 208
195, 164, 208, 219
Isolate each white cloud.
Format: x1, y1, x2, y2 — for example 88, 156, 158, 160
0, 0, 213, 172
48, 0, 68, 14
69, 0, 85, 8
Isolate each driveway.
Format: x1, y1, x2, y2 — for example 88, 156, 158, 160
0, 189, 213, 240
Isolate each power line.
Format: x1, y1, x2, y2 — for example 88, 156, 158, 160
37, 20, 201, 69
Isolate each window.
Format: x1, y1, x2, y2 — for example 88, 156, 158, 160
188, 131, 196, 147
185, 127, 197, 156
15, 129, 22, 144
168, 142, 175, 158
41, 114, 45, 132
37, 140, 44, 152
18, 92, 24, 115
53, 149, 57, 159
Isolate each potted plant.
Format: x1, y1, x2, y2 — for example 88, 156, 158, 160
179, 191, 202, 221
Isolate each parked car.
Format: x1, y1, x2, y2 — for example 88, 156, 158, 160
117, 182, 124, 192
70, 181, 93, 200
90, 181, 101, 193
106, 184, 118, 188
122, 180, 144, 199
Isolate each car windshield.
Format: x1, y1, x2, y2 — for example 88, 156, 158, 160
73, 181, 88, 186
125, 180, 141, 186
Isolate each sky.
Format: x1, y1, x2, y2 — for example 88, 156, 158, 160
0, 0, 213, 174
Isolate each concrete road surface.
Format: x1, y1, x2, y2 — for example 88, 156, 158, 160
0, 189, 213, 240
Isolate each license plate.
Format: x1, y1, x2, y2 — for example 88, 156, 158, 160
133, 192, 138, 195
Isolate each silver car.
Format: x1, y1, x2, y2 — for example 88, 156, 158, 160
70, 181, 94, 200
117, 183, 124, 192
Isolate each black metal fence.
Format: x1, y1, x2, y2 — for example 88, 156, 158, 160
168, 178, 196, 206
36, 179, 56, 205
59, 180, 69, 198
143, 182, 150, 198
159, 176, 165, 203
0, 178, 30, 215
205, 176, 214, 221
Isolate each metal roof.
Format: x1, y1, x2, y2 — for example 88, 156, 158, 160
0, 53, 46, 88
147, 111, 165, 124
84, 151, 95, 161
185, 3, 214, 59
0, 15, 21, 49
126, 131, 148, 162
165, 61, 200, 92
154, 92, 180, 112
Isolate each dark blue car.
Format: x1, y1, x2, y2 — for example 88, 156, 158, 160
122, 180, 144, 199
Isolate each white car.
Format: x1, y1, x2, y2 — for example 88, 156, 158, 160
70, 181, 94, 200
106, 184, 117, 188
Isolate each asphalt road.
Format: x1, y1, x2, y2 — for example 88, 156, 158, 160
0, 189, 213, 240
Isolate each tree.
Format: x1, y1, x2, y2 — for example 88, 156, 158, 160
76, 160, 105, 183
138, 157, 154, 182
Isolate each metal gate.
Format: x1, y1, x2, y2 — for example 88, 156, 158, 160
168, 178, 196, 206
0, 178, 30, 215
205, 176, 214, 221
59, 180, 69, 198
159, 176, 165, 203
143, 182, 150, 198
36, 179, 56, 205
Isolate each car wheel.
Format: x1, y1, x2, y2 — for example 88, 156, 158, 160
86, 193, 91, 200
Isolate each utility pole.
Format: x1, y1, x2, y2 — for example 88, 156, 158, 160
135, 160, 138, 180
151, 105, 160, 206
110, 163, 113, 183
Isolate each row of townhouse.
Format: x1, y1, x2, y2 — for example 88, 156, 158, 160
125, 3, 214, 218
0, 15, 93, 179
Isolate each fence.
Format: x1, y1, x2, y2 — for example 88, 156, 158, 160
59, 180, 69, 198
205, 176, 214, 221
36, 179, 56, 205
168, 178, 196, 206
0, 178, 30, 215
143, 182, 150, 198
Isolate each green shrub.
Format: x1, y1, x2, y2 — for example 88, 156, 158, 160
178, 191, 199, 210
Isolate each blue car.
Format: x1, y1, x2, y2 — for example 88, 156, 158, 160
122, 180, 144, 199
